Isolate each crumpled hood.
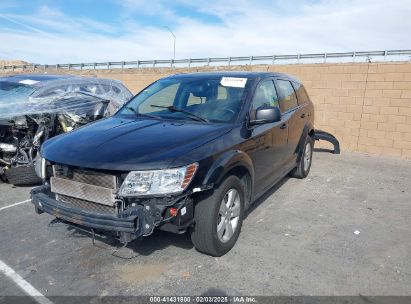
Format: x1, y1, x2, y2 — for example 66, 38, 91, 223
42, 116, 231, 171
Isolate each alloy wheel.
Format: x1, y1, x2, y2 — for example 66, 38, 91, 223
303, 142, 312, 172
217, 188, 241, 243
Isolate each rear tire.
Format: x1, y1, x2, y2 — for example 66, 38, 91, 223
5, 165, 42, 186
290, 135, 313, 179
190, 175, 245, 256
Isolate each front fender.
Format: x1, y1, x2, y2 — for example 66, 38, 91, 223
202, 150, 254, 190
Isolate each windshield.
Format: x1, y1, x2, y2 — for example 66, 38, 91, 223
0, 82, 35, 101
0, 82, 36, 117
117, 77, 248, 123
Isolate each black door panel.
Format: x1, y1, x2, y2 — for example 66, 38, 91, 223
245, 79, 289, 195
246, 118, 289, 194
287, 106, 306, 158
275, 79, 306, 165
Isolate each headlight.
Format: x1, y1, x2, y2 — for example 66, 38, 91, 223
34, 152, 46, 179
118, 163, 198, 197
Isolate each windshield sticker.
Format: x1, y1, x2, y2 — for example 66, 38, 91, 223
19, 79, 40, 85
220, 77, 247, 88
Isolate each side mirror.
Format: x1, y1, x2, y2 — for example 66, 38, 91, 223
249, 106, 281, 126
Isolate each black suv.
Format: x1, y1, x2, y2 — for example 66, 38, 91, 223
31, 72, 315, 256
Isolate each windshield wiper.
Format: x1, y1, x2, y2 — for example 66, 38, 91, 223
125, 106, 160, 119
150, 105, 209, 122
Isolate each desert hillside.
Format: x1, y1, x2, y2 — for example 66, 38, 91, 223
0, 60, 29, 67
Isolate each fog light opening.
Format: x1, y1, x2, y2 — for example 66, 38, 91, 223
169, 207, 178, 217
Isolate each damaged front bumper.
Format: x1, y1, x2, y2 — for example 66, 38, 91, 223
30, 183, 209, 243
31, 185, 157, 243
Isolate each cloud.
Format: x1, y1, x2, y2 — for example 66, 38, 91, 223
0, 0, 410, 64
1, 5, 117, 35
118, 0, 177, 20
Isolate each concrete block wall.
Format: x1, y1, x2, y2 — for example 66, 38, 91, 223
262, 62, 411, 158
2, 61, 411, 159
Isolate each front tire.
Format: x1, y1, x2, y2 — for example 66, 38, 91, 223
190, 175, 245, 256
290, 135, 313, 179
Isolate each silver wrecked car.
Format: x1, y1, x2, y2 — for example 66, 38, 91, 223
0, 74, 132, 185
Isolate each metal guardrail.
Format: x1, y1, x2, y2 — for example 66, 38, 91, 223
2, 50, 411, 71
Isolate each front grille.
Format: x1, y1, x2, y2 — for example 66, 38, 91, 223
57, 194, 116, 215
51, 164, 119, 214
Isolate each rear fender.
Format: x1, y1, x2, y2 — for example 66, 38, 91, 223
295, 123, 314, 163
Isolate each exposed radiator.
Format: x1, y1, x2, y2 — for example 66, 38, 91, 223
53, 165, 117, 189
57, 194, 117, 214
51, 165, 119, 213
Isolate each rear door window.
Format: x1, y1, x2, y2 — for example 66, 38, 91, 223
276, 79, 298, 112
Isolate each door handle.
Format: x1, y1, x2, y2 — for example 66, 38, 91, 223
300, 113, 306, 118
280, 123, 287, 129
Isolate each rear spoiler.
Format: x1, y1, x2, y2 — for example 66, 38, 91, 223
314, 130, 340, 154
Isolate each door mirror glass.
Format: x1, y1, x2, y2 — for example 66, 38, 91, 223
250, 106, 281, 125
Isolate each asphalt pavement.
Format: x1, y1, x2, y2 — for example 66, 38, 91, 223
0, 151, 410, 299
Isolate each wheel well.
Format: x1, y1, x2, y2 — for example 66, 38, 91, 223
221, 166, 252, 207
296, 127, 314, 163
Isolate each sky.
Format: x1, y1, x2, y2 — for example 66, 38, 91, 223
0, 0, 410, 64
